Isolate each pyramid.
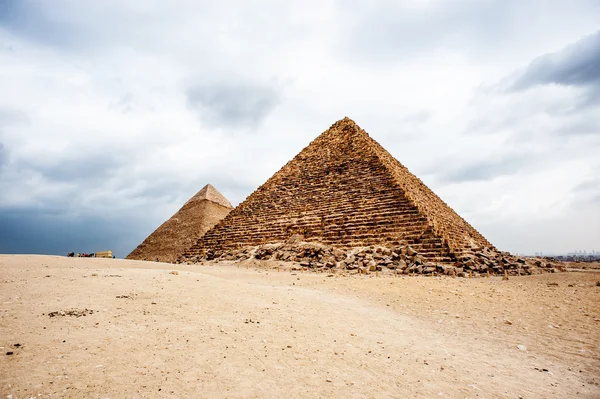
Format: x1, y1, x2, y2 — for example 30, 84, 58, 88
182, 118, 493, 264
127, 184, 233, 263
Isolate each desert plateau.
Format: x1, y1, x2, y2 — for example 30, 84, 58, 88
1, 255, 599, 398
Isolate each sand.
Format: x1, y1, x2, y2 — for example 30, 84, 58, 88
1, 254, 599, 398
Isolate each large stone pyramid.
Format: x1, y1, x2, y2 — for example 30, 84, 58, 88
182, 118, 493, 264
127, 184, 233, 263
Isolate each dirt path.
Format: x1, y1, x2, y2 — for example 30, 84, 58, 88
1, 255, 599, 398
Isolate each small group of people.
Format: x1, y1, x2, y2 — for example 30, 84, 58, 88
67, 252, 96, 258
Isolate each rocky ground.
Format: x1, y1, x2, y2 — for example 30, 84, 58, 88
1, 254, 599, 398
184, 240, 565, 277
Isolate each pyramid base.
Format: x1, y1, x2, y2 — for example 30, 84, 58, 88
178, 242, 565, 277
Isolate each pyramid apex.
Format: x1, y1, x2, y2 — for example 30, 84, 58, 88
333, 116, 358, 127
187, 184, 233, 208
322, 117, 369, 140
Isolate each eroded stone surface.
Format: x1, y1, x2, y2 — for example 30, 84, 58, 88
181, 118, 493, 264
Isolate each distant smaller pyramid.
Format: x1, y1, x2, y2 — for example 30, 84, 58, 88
184, 184, 232, 208
127, 184, 233, 263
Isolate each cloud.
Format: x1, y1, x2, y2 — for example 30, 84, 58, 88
0, 107, 25, 172
401, 110, 433, 125
1, 1, 600, 257
492, 31, 600, 110
337, 0, 600, 64
415, 30, 600, 253
0, 207, 147, 257
506, 31, 600, 91
18, 152, 126, 183
435, 155, 530, 183
108, 93, 134, 114
335, 0, 505, 62
554, 117, 600, 137
0, 106, 29, 126
186, 79, 282, 128
465, 88, 600, 140
0, 142, 7, 170
463, 30, 600, 146
571, 169, 600, 204
0, 0, 82, 49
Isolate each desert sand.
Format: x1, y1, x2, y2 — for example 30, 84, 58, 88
1, 255, 599, 398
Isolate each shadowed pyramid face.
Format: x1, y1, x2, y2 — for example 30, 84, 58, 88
182, 118, 493, 264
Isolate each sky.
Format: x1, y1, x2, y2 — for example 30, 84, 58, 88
0, 0, 599, 258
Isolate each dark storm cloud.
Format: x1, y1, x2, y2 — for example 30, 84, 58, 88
186, 81, 281, 128
0, 166, 252, 258
0, 207, 151, 258
12, 150, 128, 184
435, 155, 529, 183
508, 31, 600, 91
39, 153, 125, 182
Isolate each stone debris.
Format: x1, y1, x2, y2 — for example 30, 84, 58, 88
184, 240, 564, 277
533, 367, 552, 374
47, 309, 95, 318
5, 343, 22, 356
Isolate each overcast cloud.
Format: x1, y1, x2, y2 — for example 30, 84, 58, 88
186, 78, 282, 128
1, 0, 599, 257
505, 31, 600, 90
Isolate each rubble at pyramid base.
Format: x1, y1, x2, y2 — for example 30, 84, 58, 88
178, 239, 564, 277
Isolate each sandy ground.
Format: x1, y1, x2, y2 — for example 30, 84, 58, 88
1, 255, 599, 399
